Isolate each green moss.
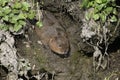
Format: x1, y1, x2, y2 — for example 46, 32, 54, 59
31, 47, 47, 68
35, 53, 47, 68
70, 51, 86, 64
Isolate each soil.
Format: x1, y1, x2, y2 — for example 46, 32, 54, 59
15, 11, 120, 80
0, 1, 120, 80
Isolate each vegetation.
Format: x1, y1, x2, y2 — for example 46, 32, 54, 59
0, 0, 120, 79
82, 0, 118, 23
81, 0, 120, 72
0, 0, 42, 32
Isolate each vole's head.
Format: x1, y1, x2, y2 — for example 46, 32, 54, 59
48, 30, 70, 55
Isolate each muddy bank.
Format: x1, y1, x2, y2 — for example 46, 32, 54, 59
0, 0, 120, 79
13, 10, 120, 80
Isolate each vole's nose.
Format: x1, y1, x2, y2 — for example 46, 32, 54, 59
64, 50, 68, 55
60, 48, 69, 55
61, 50, 70, 58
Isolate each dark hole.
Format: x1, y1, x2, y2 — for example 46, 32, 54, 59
0, 65, 8, 80
47, 73, 53, 80
116, 0, 120, 6
18, 75, 27, 80
108, 37, 120, 53
29, 77, 37, 80
0, 65, 9, 74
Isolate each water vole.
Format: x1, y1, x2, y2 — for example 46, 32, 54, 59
35, 11, 70, 55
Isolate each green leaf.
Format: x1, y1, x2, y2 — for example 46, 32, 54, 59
2, 16, 9, 21
104, 7, 113, 15
95, 3, 105, 12
95, 0, 102, 4
85, 10, 93, 20
18, 20, 26, 26
3, 6, 11, 14
93, 13, 99, 20
13, 24, 23, 32
12, 9, 20, 14
36, 21, 43, 28
88, 1, 94, 7
111, 0, 115, 2
0, 24, 5, 30
27, 10, 35, 19
10, 16, 19, 23
85, 13, 90, 20
113, 8, 117, 15
100, 13, 106, 23
22, 2, 30, 11
102, 0, 107, 3
81, 0, 89, 8
0, 24, 9, 31
0, 0, 10, 6
0, 11, 4, 17
3, 25, 9, 31
13, 2, 22, 9
18, 13, 26, 19
9, 13, 14, 18
110, 15, 117, 22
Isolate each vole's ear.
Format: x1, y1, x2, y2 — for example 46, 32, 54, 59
56, 28, 64, 36
49, 37, 57, 43
54, 36, 58, 40
49, 38, 53, 42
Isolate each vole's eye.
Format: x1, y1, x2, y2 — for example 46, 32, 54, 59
58, 44, 62, 48
53, 36, 57, 40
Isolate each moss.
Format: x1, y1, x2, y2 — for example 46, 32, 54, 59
70, 51, 85, 64
32, 47, 47, 68
68, 51, 83, 75
35, 53, 47, 68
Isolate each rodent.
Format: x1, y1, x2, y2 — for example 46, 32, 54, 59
35, 11, 70, 55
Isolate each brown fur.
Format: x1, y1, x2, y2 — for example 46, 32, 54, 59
35, 11, 69, 55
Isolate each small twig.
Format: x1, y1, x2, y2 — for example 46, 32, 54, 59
37, 2, 41, 21
85, 40, 102, 49
52, 71, 55, 80
115, 6, 120, 8
114, 18, 120, 34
